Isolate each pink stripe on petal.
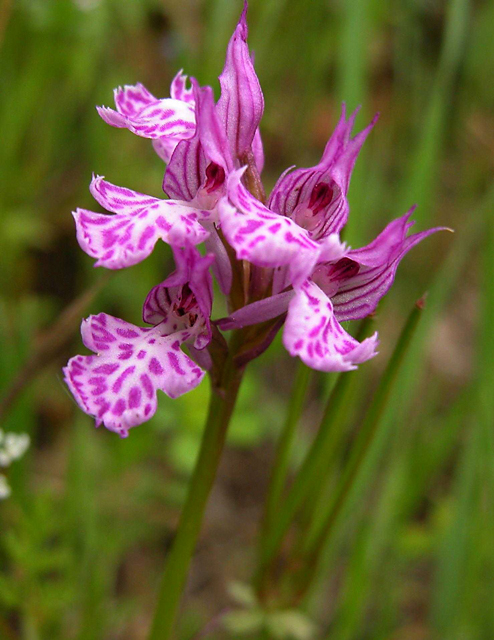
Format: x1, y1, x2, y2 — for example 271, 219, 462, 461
216, 3, 264, 160
329, 214, 447, 321
98, 79, 196, 164
170, 70, 195, 105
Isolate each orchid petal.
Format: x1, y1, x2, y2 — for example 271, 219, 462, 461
73, 176, 210, 269
163, 83, 231, 202
63, 314, 204, 436
216, 2, 264, 160
283, 281, 379, 372
196, 84, 234, 172
97, 88, 195, 141
170, 70, 195, 105
112, 83, 157, 116
219, 168, 320, 287
163, 135, 207, 201
345, 210, 415, 266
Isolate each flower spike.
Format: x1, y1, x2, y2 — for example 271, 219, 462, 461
66, 1, 448, 437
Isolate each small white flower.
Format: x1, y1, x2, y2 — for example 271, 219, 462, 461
0, 432, 30, 467
0, 431, 30, 501
4, 433, 30, 462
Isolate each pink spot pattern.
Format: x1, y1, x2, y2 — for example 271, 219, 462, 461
97, 82, 196, 164
63, 313, 204, 437
219, 169, 321, 287
73, 175, 211, 269
283, 281, 379, 372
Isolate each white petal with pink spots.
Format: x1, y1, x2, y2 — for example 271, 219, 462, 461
64, 314, 205, 436
73, 176, 211, 269
283, 281, 379, 372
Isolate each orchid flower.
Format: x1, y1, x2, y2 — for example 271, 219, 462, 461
64, 245, 213, 435
63, 6, 449, 635
66, 0, 445, 433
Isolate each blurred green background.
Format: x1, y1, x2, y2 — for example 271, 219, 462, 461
0, 0, 493, 638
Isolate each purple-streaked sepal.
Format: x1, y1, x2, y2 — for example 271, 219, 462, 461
196, 83, 234, 174
163, 83, 231, 203
269, 106, 378, 239
219, 168, 320, 287
321, 211, 447, 321
63, 314, 204, 436
216, 2, 264, 162
283, 281, 379, 372
73, 176, 211, 269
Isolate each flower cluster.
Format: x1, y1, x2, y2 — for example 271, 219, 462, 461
64, 2, 442, 437
0, 430, 30, 500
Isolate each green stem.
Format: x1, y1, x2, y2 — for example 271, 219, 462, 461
148, 336, 245, 640
260, 362, 312, 544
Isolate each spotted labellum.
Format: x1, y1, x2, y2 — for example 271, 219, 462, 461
65, 1, 444, 434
